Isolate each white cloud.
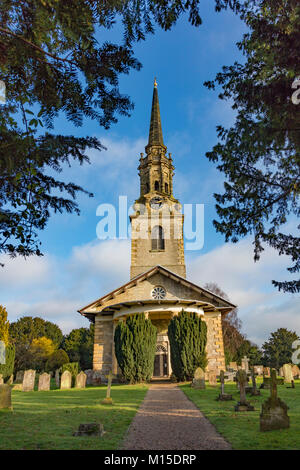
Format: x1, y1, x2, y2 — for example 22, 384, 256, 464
0, 254, 52, 287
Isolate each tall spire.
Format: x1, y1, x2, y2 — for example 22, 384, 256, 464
147, 78, 164, 147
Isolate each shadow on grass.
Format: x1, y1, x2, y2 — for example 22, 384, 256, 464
0, 385, 148, 450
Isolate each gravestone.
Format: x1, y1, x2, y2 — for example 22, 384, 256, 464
279, 367, 284, 377
92, 370, 102, 386
208, 371, 217, 386
101, 371, 115, 404
0, 374, 3, 385
23, 370, 36, 392
75, 371, 87, 389
73, 423, 104, 437
263, 367, 270, 377
250, 367, 260, 396
60, 370, 72, 390
217, 370, 232, 401
84, 369, 93, 385
254, 365, 263, 376
235, 369, 254, 412
229, 362, 238, 370
15, 370, 24, 383
191, 367, 205, 389
241, 356, 249, 373
282, 364, 293, 384
292, 365, 300, 379
38, 373, 50, 391
55, 369, 60, 388
0, 384, 12, 410
260, 369, 290, 431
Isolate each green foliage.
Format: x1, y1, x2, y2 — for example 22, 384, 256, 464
62, 325, 94, 370
235, 339, 262, 366
61, 362, 79, 381
0, 344, 15, 381
9, 316, 63, 371
0, 0, 216, 258
28, 336, 56, 372
114, 314, 157, 384
204, 0, 300, 292
45, 349, 69, 372
0, 305, 10, 346
262, 328, 299, 368
168, 311, 207, 381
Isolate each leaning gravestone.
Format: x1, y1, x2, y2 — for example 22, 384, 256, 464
191, 367, 205, 389
84, 369, 93, 385
38, 373, 50, 391
55, 369, 60, 388
75, 371, 87, 389
282, 364, 293, 384
235, 369, 254, 412
260, 369, 289, 431
217, 370, 232, 401
0, 384, 12, 410
23, 370, 36, 392
250, 367, 260, 396
60, 370, 72, 390
16, 370, 24, 383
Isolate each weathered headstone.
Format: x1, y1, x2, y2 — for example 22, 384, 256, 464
16, 370, 24, 383
75, 371, 87, 389
250, 367, 260, 396
101, 371, 115, 404
292, 364, 300, 379
282, 364, 293, 384
234, 369, 254, 412
260, 369, 290, 431
208, 371, 217, 386
55, 369, 60, 388
23, 370, 36, 392
217, 370, 232, 401
0, 374, 3, 386
254, 365, 263, 376
84, 369, 93, 385
191, 367, 205, 389
38, 373, 50, 391
73, 423, 105, 437
92, 370, 102, 386
241, 356, 249, 373
0, 384, 12, 410
60, 370, 72, 390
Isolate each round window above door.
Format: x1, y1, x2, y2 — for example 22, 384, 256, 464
151, 286, 166, 300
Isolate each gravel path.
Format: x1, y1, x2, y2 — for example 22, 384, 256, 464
122, 383, 231, 450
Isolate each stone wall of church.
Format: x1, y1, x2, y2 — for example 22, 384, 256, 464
93, 317, 113, 378
202, 312, 226, 374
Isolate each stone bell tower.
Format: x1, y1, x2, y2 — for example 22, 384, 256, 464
130, 79, 186, 279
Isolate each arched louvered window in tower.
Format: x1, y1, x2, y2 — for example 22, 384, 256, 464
154, 180, 160, 191
151, 225, 165, 251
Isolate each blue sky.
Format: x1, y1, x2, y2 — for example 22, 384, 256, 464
1, 2, 299, 345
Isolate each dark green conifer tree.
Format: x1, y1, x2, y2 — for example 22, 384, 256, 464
114, 313, 157, 383
168, 310, 207, 381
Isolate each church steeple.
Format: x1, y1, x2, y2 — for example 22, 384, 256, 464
130, 80, 186, 280
147, 78, 165, 149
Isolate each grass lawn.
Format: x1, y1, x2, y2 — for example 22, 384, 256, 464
180, 379, 300, 450
0, 384, 148, 450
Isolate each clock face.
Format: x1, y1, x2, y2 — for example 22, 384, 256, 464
150, 197, 163, 210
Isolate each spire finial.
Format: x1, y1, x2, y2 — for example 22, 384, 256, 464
147, 78, 164, 148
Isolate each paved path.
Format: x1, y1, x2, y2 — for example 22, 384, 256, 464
122, 383, 231, 450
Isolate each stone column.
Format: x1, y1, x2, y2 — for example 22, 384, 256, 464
112, 320, 118, 375
203, 311, 226, 374
93, 316, 113, 380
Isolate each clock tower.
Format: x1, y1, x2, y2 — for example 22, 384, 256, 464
130, 80, 186, 279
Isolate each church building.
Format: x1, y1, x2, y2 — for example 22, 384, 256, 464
78, 80, 236, 379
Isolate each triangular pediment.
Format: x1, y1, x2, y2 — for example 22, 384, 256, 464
78, 265, 236, 320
